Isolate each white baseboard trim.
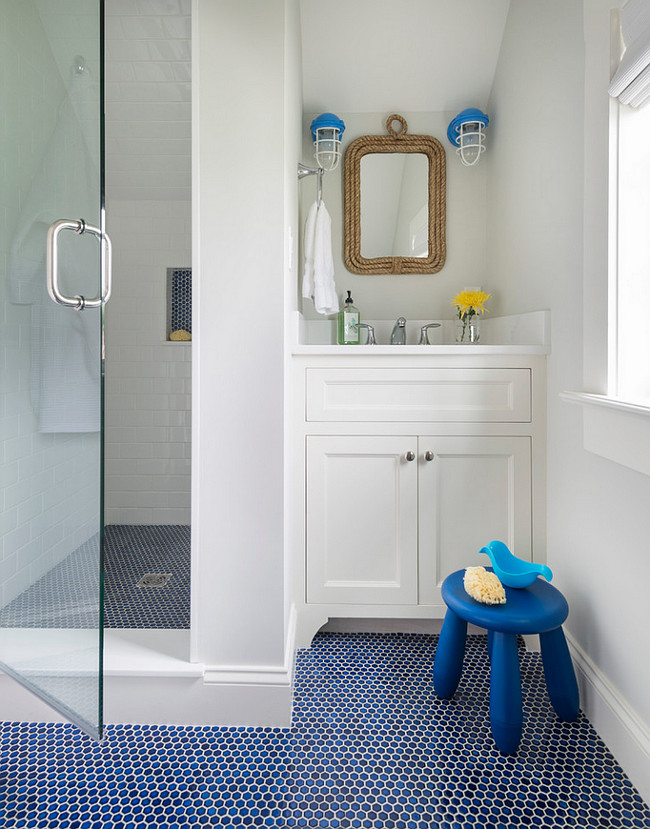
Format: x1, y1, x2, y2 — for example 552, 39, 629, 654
566, 631, 650, 804
202, 605, 298, 689
284, 602, 298, 685
202, 665, 291, 686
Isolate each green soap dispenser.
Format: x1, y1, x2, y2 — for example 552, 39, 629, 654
337, 291, 360, 345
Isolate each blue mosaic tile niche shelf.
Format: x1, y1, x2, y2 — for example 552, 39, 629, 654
1, 633, 649, 828
167, 267, 192, 339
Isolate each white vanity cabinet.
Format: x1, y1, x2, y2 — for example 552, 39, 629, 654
290, 352, 546, 648
306, 434, 531, 607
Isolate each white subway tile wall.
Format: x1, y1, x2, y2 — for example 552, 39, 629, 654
104, 200, 191, 525
104, 0, 191, 203
0, 1, 101, 610
104, 0, 192, 524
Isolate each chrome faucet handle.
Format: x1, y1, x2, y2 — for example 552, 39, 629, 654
390, 317, 407, 345
418, 322, 441, 345
353, 322, 376, 345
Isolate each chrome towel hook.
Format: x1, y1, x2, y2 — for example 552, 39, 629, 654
298, 163, 324, 207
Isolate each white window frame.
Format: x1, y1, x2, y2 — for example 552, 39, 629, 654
562, 3, 650, 476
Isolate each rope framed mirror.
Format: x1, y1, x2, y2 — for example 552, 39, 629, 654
343, 114, 446, 275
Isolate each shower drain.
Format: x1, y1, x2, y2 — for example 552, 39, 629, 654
136, 573, 172, 588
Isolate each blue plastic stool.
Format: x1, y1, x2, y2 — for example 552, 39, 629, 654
433, 569, 579, 754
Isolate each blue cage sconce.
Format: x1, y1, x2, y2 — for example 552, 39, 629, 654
298, 112, 346, 205
309, 112, 346, 172
447, 108, 489, 167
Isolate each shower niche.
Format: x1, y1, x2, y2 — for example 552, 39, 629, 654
167, 267, 192, 342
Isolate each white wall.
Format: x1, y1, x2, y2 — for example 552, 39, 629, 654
192, 0, 294, 673
104, 198, 192, 525
488, 0, 650, 800
299, 111, 489, 321
283, 0, 303, 637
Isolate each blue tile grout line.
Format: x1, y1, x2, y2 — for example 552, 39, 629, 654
1, 632, 649, 828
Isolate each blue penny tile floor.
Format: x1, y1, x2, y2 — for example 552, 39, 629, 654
1, 633, 649, 828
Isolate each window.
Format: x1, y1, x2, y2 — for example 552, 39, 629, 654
561, 0, 650, 477
609, 0, 650, 406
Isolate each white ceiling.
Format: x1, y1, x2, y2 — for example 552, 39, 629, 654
300, 0, 512, 113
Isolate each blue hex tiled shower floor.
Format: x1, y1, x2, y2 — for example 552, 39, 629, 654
103, 525, 191, 629
1, 632, 649, 829
0, 526, 191, 631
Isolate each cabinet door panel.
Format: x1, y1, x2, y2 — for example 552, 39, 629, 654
418, 436, 532, 606
306, 436, 418, 604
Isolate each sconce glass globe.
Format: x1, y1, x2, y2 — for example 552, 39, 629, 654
310, 112, 346, 172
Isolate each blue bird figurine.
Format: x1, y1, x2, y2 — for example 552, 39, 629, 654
479, 540, 553, 588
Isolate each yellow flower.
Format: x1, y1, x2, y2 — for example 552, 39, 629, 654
453, 289, 491, 317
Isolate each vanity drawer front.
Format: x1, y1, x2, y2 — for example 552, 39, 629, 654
305, 368, 531, 422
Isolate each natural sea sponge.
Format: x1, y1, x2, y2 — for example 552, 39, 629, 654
170, 329, 191, 341
464, 566, 506, 605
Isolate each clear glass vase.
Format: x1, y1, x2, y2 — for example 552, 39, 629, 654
455, 313, 480, 343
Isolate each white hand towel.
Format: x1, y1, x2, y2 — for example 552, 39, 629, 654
305, 201, 339, 316
302, 200, 318, 302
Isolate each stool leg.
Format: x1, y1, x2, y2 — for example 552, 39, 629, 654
433, 609, 467, 699
540, 626, 580, 722
487, 629, 494, 660
490, 632, 522, 754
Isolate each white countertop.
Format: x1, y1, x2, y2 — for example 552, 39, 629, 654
292, 343, 550, 356
291, 310, 551, 355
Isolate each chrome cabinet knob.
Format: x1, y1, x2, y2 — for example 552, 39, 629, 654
424, 450, 435, 461
405, 451, 416, 462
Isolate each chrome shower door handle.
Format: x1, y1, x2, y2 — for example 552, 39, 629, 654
46, 218, 112, 310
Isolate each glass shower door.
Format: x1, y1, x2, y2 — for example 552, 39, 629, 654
0, 0, 105, 739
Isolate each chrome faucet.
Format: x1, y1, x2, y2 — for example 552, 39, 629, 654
390, 317, 407, 345
353, 322, 376, 345
418, 322, 441, 345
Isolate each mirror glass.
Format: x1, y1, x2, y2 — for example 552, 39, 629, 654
360, 154, 428, 258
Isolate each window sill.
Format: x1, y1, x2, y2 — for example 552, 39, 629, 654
561, 391, 650, 476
